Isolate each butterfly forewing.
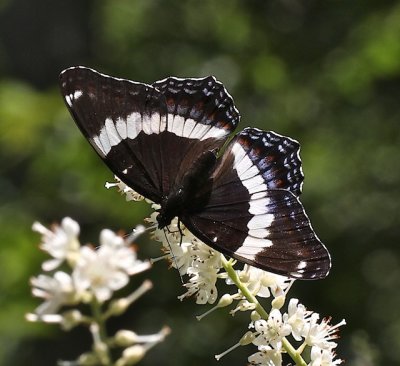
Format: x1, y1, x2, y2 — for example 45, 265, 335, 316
152, 76, 240, 192
60, 68, 239, 203
152, 76, 239, 134
60, 67, 168, 202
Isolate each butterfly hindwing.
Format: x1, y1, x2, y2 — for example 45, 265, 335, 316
235, 128, 304, 196
182, 128, 331, 279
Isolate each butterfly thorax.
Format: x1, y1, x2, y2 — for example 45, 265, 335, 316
156, 149, 217, 229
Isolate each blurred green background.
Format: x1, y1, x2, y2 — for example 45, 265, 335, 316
0, 0, 399, 365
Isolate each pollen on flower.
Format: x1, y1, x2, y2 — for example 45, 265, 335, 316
302, 314, 346, 350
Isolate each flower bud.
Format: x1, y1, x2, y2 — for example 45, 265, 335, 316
272, 295, 285, 310
80, 291, 93, 304
61, 310, 83, 330
94, 341, 110, 365
108, 298, 130, 316
116, 345, 146, 366
217, 294, 234, 308
239, 270, 250, 283
250, 310, 261, 322
114, 330, 138, 347
239, 331, 256, 345
77, 352, 99, 365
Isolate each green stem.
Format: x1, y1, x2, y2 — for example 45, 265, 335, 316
221, 257, 269, 319
90, 298, 113, 366
221, 256, 307, 366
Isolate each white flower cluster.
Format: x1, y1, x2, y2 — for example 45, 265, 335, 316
248, 299, 346, 366
110, 177, 346, 366
158, 228, 345, 366
28, 217, 169, 366
30, 217, 150, 312
146, 210, 222, 305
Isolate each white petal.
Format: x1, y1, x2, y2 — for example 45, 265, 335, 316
61, 217, 80, 237
42, 258, 63, 271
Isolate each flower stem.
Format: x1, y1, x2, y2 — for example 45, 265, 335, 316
221, 256, 307, 366
221, 257, 269, 319
90, 298, 113, 365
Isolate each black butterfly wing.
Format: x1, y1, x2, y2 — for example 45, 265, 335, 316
60, 67, 168, 202
182, 128, 331, 279
59, 67, 239, 203
152, 76, 239, 193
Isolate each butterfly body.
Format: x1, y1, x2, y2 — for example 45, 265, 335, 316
157, 148, 217, 228
60, 66, 331, 280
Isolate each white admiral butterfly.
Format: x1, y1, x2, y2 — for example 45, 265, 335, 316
59, 66, 331, 279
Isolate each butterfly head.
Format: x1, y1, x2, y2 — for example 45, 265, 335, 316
156, 195, 181, 229
156, 210, 172, 229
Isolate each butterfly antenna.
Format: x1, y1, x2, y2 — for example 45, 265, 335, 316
163, 226, 184, 284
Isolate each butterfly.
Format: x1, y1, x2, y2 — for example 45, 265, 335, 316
59, 66, 331, 280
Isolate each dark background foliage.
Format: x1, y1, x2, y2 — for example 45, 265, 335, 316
0, 0, 399, 365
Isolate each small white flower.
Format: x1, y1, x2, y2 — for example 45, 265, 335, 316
302, 314, 346, 351
248, 346, 282, 366
146, 212, 223, 304
236, 265, 292, 298
147, 216, 192, 271
230, 299, 256, 316
179, 239, 221, 304
105, 176, 145, 202
99, 229, 151, 276
309, 346, 343, 366
33, 217, 80, 271
179, 265, 219, 304
30, 271, 78, 315
283, 298, 310, 341
73, 230, 150, 302
253, 309, 291, 350
161, 234, 194, 274
190, 238, 222, 269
